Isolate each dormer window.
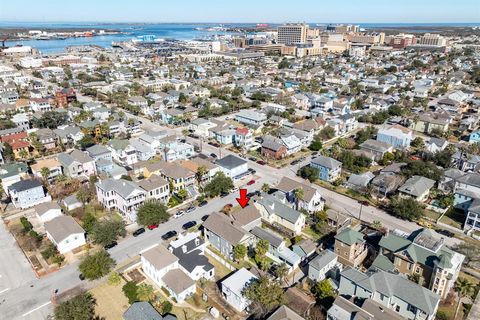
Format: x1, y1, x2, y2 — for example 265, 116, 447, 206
195, 238, 200, 246
182, 245, 187, 253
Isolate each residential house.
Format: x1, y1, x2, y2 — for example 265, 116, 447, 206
409, 112, 450, 134
138, 175, 170, 203
123, 302, 165, 320
168, 232, 215, 281
334, 227, 368, 268
35, 201, 63, 223
359, 139, 393, 162
154, 161, 195, 191
339, 267, 440, 320
281, 134, 302, 155
0, 162, 29, 195
57, 149, 96, 179
62, 194, 83, 212
141, 244, 196, 303
376, 124, 413, 150
267, 306, 304, 320
53, 126, 84, 146
426, 138, 448, 153
44, 215, 86, 254
292, 238, 317, 262
163, 142, 195, 162
262, 135, 288, 160
255, 194, 306, 235
451, 151, 480, 172
276, 177, 325, 213
311, 156, 342, 182
234, 127, 253, 150
235, 109, 267, 127
398, 175, 435, 202
203, 212, 254, 259
221, 268, 258, 312
129, 138, 155, 162
308, 249, 339, 282
176, 157, 220, 184
95, 178, 146, 222
378, 228, 464, 299
327, 296, 405, 320
215, 155, 249, 179
35, 128, 57, 150
346, 172, 375, 191
107, 139, 138, 166
86, 144, 112, 162
8, 179, 51, 209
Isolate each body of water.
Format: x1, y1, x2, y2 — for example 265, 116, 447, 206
2, 22, 479, 54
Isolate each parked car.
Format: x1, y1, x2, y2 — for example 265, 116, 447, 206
312, 151, 319, 156
248, 168, 256, 174
147, 224, 159, 230
417, 219, 432, 229
256, 160, 266, 165
201, 214, 210, 222
182, 221, 197, 230
210, 153, 218, 158
133, 228, 145, 237
104, 241, 118, 250
174, 210, 184, 219
290, 159, 300, 165
161, 230, 177, 240
248, 157, 257, 162
436, 229, 454, 237
79, 273, 85, 281
186, 206, 196, 213
220, 191, 229, 198
198, 200, 208, 207
247, 179, 255, 186
358, 200, 369, 206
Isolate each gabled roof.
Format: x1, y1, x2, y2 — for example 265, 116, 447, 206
161, 269, 195, 295
309, 249, 337, 271
215, 155, 247, 170
276, 177, 319, 203
123, 302, 163, 320
398, 175, 435, 197
96, 178, 145, 199
335, 228, 364, 246
311, 155, 342, 170
9, 179, 42, 193
44, 215, 84, 243
257, 195, 303, 224
203, 212, 250, 245
267, 305, 304, 320
141, 244, 178, 271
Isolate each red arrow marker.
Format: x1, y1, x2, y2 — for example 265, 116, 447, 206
236, 189, 250, 208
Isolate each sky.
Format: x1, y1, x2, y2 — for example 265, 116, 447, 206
0, 0, 479, 24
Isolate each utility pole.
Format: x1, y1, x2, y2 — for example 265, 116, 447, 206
359, 203, 363, 222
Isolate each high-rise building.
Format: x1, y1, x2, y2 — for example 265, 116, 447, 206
418, 33, 447, 46
387, 33, 417, 49
277, 23, 308, 45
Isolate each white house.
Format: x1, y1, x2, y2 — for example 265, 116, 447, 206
221, 268, 258, 312
215, 155, 249, 179
34, 201, 63, 223
308, 250, 339, 281
141, 244, 196, 303
44, 216, 86, 254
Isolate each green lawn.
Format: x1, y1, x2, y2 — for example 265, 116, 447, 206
439, 209, 464, 229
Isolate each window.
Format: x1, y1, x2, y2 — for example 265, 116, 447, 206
395, 305, 400, 312
415, 266, 421, 274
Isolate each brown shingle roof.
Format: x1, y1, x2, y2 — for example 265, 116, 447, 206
142, 244, 178, 270
203, 212, 250, 245
44, 216, 84, 243
161, 269, 195, 295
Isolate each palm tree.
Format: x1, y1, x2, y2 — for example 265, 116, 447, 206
261, 183, 271, 193
454, 278, 474, 320
371, 220, 382, 230
18, 149, 28, 160
196, 166, 207, 185
293, 187, 304, 210
274, 263, 289, 285
136, 283, 156, 302
40, 167, 50, 184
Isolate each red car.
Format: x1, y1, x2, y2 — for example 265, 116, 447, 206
247, 179, 255, 186
256, 160, 266, 165
147, 224, 159, 230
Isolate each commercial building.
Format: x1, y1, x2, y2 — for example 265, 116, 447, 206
277, 24, 308, 45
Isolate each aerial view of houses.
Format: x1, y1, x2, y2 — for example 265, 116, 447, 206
0, 5, 479, 320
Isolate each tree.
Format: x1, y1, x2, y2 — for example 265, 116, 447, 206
78, 135, 95, 149
233, 244, 247, 262
196, 165, 207, 184
160, 301, 173, 315
318, 126, 335, 140
78, 250, 116, 280
410, 137, 425, 149
83, 211, 97, 234
371, 220, 382, 230
90, 220, 126, 246
204, 172, 234, 197
402, 160, 442, 181
309, 136, 323, 151
452, 243, 480, 268
297, 166, 319, 183
53, 293, 97, 320
391, 197, 424, 221
261, 183, 271, 193
107, 272, 122, 286
278, 58, 290, 69
76, 185, 93, 205
2, 143, 15, 162
40, 167, 50, 182
136, 201, 169, 226
136, 283, 156, 302
122, 281, 139, 304
255, 239, 270, 257
242, 276, 286, 318
20, 217, 33, 232
313, 279, 335, 308
454, 278, 475, 320
32, 111, 68, 129
274, 263, 289, 284
293, 187, 304, 210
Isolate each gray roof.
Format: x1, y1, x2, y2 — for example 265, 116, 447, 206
340, 267, 440, 315
34, 201, 61, 217
398, 175, 435, 197
9, 179, 42, 193
44, 216, 84, 243
161, 269, 195, 295
57, 149, 94, 167
257, 195, 303, 224
262, 135, 285, 151
96, 178, 145, 199
123, 302, 163, 320
309, 249, 337, 271
215, 154, 247, 170
311, 155, 342, 170
360, 139, 392, 153
267, 305, 304, 320
141, 244, 178, 270
250, 226, 284, 248
456, 172, 480, 188
221, 267, 257, 295
203, 212, 250, 245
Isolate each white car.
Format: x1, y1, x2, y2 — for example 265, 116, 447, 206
174, 210, 184, 219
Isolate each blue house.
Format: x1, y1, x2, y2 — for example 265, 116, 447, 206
8, 179, 51, 209
469, 131, 480, 144
311, 156, 342, 182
